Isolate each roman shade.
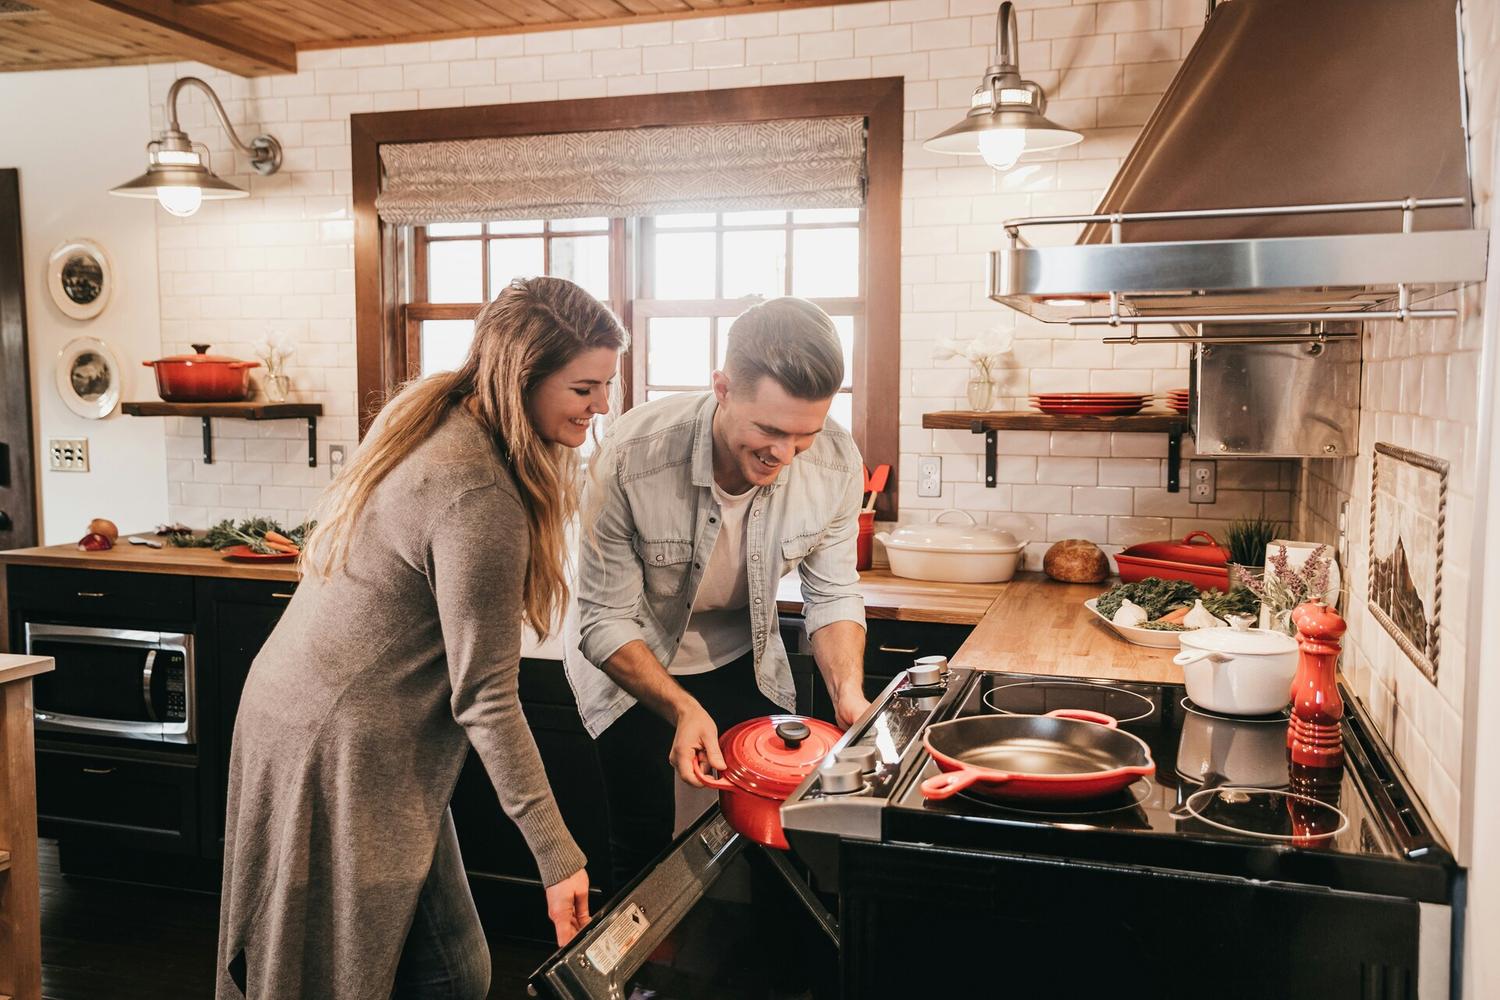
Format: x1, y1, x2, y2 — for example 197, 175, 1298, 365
375, 116, 867, 225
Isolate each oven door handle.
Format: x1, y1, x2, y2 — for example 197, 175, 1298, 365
141, 649, 158, 723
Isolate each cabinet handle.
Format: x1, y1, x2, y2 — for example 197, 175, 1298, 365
82, 767, 116, 775
877, 644, 919, 654
77, 591, 107, 598
271, 592, 295, 599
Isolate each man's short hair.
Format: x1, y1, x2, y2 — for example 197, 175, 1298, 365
723, 297, 844, 400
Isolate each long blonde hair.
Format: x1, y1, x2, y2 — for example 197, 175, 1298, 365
303, 276, 627, 637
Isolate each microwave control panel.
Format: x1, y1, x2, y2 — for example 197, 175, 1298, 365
160, 652, 187, 722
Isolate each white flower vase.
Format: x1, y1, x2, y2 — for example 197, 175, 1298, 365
966, 371, 995, 411
264, 374, 290, 403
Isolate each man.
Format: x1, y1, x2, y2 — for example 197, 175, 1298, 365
565, 296, 869, 887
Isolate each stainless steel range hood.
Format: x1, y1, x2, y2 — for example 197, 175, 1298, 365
989, 0, 1490, 328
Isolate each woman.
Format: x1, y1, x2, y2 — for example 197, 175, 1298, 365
217, 276, 627, 999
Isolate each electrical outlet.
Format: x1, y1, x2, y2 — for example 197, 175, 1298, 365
1188, 459, 1216, 503
328, 444, 347, 476
917, 455, 942, 497
48, 438, 89, 472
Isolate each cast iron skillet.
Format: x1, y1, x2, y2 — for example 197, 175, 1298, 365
921, 709, 1156, 801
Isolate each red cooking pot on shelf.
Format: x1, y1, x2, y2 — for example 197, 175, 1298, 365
143, 343, 260, 402
695, 714, 844, 850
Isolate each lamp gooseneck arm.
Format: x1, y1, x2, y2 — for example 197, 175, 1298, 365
994, 1, 1018, 71
165, 76, 260, 158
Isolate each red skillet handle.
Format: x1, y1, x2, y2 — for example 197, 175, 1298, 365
920, 767, 1002, 800
690, 755, 736, 791
1045, 708, 1118, 729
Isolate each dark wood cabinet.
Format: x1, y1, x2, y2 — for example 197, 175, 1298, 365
35, 744, 199, 854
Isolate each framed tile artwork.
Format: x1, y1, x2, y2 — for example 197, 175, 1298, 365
1368, 442, 1447, 683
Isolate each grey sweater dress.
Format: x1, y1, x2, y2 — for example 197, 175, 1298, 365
216, 409, 586, 999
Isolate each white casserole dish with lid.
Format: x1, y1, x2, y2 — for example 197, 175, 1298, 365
875, 510, 1028, 583
1172, 622, 1298, 716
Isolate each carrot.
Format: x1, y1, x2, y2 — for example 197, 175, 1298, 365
1156, 606, 1191, 624
264, 530, 298, 548
265, 540, 301, 555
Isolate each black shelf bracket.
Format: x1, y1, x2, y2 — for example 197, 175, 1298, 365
970, 420, 998, 487
1167, 427, 1182, 493
199, 415, 319, 467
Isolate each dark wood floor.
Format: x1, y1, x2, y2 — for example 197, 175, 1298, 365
37, 840, 556, 999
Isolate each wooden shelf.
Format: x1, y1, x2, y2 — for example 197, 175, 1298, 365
123, 401, 323, 467
0, 849, 9, 872
922, 410, 1190, 492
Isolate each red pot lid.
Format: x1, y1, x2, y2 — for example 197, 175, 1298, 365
151, 343, 250, 365
718, 714, 843, 800
1119, 531, 1228, 567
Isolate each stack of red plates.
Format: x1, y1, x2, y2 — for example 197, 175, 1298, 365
1166, 388, 1190, 414
1030, 392, 1150, 416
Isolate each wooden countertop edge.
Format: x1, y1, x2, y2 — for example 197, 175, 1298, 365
0, 654, 55, 685
0, 546, 299, 582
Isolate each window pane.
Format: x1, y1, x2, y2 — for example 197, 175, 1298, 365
828, 392, 852, 432
831, 315, 855, 389
723, 210, 786, 227
422, 319, 475, 374
427, 241, 483, 303
715, 317, 730, 370
791, 228, 859, 298
427, 222, 483, 236
793, 208, 860, 224
551, 217, 609, 232
551, 235, 611, 302
489, 220, 544, 234
722, 229, 786, 299
655, 212, 717, 229
489, 238, 545, 293
653, 232, 717, 298
648, 317, 711, 386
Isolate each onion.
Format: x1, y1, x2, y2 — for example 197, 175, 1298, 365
87, 518, 119, 542
77, 532, 113, 551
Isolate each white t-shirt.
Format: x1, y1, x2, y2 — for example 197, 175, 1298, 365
669, 479, 756, 675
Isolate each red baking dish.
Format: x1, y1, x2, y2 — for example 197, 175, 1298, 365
1114, 531, 1230, 590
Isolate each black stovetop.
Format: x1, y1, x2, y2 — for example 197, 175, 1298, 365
879, 670, 1456, 904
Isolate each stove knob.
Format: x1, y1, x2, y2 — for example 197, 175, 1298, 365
819, 760, 865, 794
908, 662, 943, 686
836, 745, 878, 773
914, 654, 949, 676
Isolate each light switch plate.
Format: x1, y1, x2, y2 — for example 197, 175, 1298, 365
48, 438, 89, 472
917, 455, 942, 497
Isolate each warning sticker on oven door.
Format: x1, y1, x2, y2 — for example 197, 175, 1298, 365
585, 902, 650, 974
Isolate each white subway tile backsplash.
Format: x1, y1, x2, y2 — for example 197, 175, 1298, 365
1036, 457, 1098, 486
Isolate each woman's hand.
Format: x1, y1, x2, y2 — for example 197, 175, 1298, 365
545, 868, 591, 946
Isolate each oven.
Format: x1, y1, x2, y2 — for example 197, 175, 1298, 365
24, 622, 195, 744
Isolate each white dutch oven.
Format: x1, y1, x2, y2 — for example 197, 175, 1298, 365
875, 511, 1028, 584
1172, 622, 1298, 716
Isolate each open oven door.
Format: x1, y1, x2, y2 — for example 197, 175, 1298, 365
529, 807, 839, 999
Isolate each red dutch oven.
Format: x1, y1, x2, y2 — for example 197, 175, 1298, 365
143, 343, 260, 402
695, 714, 843, 850
920, 709, 1155, 802
1114, 530, 1230, 590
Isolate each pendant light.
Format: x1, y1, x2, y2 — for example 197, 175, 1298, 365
110, 77, 282, 217
923, 1, 1082, 170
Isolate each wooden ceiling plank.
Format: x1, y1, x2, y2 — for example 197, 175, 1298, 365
197, 1, 333, 44
22, 0, 295, 73
0, 19, 150, 62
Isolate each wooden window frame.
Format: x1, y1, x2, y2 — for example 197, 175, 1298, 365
353, 78, 903, 517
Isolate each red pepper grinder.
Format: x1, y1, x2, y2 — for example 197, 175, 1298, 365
1287, 601, 1347, 768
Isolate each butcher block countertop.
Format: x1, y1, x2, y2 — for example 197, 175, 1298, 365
4, 547, 1180, 685
779, 569, 1182, 685
0, 540, 299, 582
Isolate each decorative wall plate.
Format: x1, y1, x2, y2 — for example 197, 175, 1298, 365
54, 336, 122, 419
47, 239, 112, 320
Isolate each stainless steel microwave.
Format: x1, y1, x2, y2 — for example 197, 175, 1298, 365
24, 623, 195, 744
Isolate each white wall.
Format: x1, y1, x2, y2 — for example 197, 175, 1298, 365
141, 0, 1290, 551
0, 67, 169, 544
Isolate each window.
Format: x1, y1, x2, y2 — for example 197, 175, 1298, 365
356, 81, 902, 514
406, 209, 863, 433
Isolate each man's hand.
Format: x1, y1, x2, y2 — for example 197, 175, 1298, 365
833, 686, 871, 730
545, 867, 591, 946
669, 700, 725, 786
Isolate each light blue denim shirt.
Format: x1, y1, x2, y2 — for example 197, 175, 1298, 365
563, 392, 866, 738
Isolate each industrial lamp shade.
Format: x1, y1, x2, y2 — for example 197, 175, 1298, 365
922, 1, 1082, 170
109, 77, 281, 217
